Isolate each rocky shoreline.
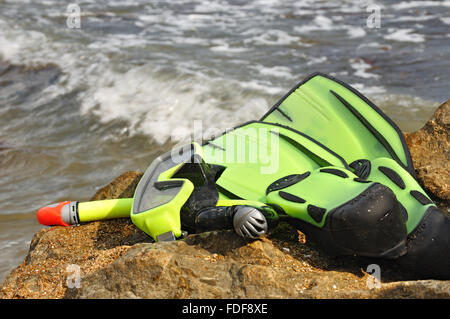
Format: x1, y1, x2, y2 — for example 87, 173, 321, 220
1, 100, 449, 299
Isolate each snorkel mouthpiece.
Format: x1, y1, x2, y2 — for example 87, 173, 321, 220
37, 201, 79, 226
233, 206, 268, 239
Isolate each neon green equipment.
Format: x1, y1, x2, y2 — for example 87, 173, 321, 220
37, 73, 450, 279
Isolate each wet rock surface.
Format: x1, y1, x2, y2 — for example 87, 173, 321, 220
405, 99, 450, 210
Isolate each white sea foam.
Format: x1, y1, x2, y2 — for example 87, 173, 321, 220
0, 18, 256, 148
384, 28, 426, 43
4, 0, 31, 3
238, 80, 286, 96
0, 27, 47, 62
193, 1, 231, 13
351, 83, 386, 95
392, 1, 450, 10
210, 40, 249, 53
294, 15, 335, 33
357, 42, 392, 51
249, 65, 295, 79
244, 29, 301, 46
394, 14, 437, 22
306, 56, 328, 66
347, 27, 367, 39
79, 65, 273, 144
294, 15, 369, 40
441, 17, 450, 25
88, 34, 150, 51
349, 58, 380, 79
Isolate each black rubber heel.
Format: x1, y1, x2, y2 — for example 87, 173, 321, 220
397, 206, 450, 279
287, 183, 408, 258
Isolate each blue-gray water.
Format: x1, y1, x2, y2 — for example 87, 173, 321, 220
0, 0, 449, 283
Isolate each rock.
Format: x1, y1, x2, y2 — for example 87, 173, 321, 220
2, 218, 447, 299
405, 99, 450, 206
90, 171, 143, 201
62, 231, 450, 299
1, 103, 449, 299
372, 280, 450, 299
0, 215, 153, 298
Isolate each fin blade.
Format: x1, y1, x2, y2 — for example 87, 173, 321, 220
261, 73, 415, 177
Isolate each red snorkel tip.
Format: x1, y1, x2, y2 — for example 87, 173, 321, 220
37, 201, 71, 227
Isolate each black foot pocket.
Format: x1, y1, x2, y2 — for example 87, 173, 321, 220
398, 206, 450, 280
288, 184, 408, 258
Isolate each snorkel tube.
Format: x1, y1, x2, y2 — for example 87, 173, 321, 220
37, 198, 133, 226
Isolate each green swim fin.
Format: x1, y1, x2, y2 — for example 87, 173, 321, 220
261, 72, 415, 177
201, 119, 409, 259
202, 120, 349, 202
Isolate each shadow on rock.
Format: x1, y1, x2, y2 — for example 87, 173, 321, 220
267, 221, 417, 283
89, 171, 153, 250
